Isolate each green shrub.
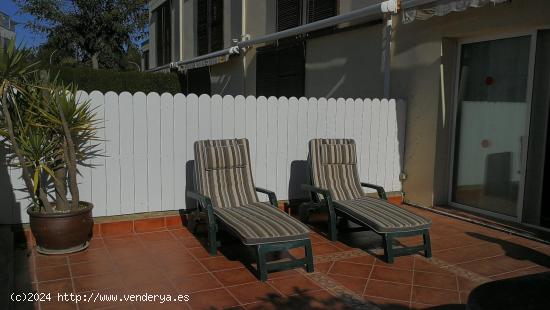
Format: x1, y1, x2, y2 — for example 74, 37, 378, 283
44, 66, 184, 94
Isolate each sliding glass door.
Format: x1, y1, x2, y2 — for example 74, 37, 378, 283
450, 35, 534, 220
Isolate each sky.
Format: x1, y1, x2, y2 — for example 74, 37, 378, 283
1, 0, 47, 48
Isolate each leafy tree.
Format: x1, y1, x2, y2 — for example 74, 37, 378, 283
17, 0, 148, 70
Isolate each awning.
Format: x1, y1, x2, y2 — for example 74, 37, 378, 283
402, 0, 510, 24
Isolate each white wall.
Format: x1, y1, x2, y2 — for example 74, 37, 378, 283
1, 92, 406, 224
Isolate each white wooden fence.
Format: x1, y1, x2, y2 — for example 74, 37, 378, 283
1, 92, 406, 224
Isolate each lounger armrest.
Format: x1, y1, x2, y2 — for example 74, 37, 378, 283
255, 187, 278, 208
186, 190, 216, 225
360, 182, 387, 200
301, 184, 332, 201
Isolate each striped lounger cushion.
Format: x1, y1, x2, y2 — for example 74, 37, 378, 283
194, 138, 310, 245
309, 139, 431, 233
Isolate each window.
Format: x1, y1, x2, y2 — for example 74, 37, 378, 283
306, 0, 338, 23
142, 50, 149, 71
277, 0, 302, 31
154, 1, 171, 66
256, 43, 305, 97
258, 1, 335, 97
197, 0, 224, 56
276, 0, 337, 31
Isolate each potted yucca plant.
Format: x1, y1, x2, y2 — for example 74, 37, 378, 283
1, 40, 100, 254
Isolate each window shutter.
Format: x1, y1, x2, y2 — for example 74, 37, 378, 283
307, 0, 337, 23
210, 0, 224, 52
155, 2, 172, 65
256, 43, 305, 98
197, 0, 209, 55
197, 0, 223, 56
277, 0, 302, 31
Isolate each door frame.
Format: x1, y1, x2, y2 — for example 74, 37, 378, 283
447, 31, 538, 222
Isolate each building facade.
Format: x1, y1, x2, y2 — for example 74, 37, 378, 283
0, 11, 16, 50
146, 0, 550, 230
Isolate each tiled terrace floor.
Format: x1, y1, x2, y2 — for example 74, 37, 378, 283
13, 204, 550, 310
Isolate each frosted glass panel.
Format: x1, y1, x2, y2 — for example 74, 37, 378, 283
452, 36, 531, 217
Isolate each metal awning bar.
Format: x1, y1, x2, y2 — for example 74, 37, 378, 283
148, 0, 436, 73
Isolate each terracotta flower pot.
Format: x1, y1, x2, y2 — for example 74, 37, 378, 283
27, 202, 94, 255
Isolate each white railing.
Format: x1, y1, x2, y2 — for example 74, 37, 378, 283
1, 92, 406, 224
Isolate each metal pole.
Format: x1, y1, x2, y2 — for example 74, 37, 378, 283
383, 16, 392, 98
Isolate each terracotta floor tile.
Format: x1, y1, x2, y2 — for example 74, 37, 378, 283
143, 239, 186, 251
268, 274, 322, 296
103, 234, 141, 245
149, 245, 192, 257
138, 231, 176, 242
213, 268, 257, 286
456, 256, 527, 277
460, 291, 470, 304
165, 215, 186, 229
374, 255, 414, 270
37, 278, 73, 294
112, 255, 160, 272
413, 257, 452, 275
314, 261, 333, 274
87, 238, 106, 249
134, 217, 166, 233
364, 296, 411, 309
107, 245, 146, 259
287, 247, 305, 258
457, 276, 483, 292
434, 243, 504, 265
333, 241, 354, 251
171, 272, 222, 293
341, 255, 375, 265
329, 261, 372, 278
267, 268, 300, 279
188, 288, 239, 310
179, 237, 203, 248
258, 289, 348, 309
187, 246, 220, 259
200, 256, 243, 272
36, 264, 71, 282
120, 268, 167, 287
242, 302, 278, 310
370, 266, 413, 284
312, 243, 342, 256
309, 234, 327, 244
156, 253, 198, 269
70, 260, 115, 277
73, 273, 124, 293
326, 273, 367, 294
35, 255, 68, 269
101, 221, 134, 236
431, 235, 484, 252
68, 248, 111, 264
364, 279, 412, 301
169, 228, 194, 239
411, 286, 459, 306
165, 262, 207, 279
414, 271, 457, 290
227, 282, 281, 304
